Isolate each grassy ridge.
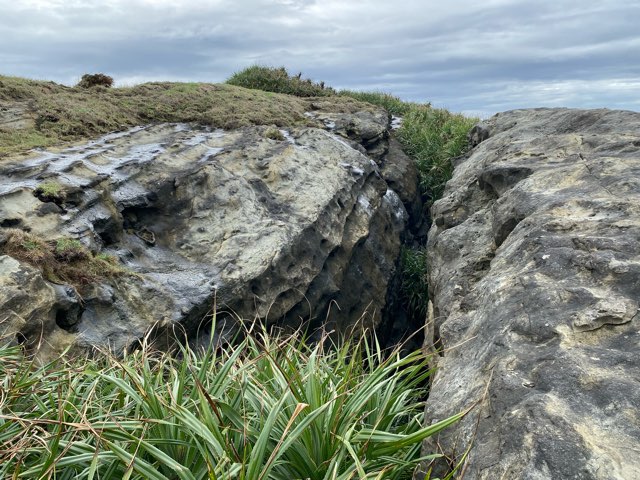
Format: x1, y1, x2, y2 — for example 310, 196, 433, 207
0, 329, 460, 479
0, 75, 373, 159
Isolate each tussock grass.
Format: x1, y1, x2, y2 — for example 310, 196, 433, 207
226, 65, 334, 97
0, 328, 462, 479
396, 106, 477, 201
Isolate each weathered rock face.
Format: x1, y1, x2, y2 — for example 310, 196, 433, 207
0, 109, 410, 354
417, 108, 640, 479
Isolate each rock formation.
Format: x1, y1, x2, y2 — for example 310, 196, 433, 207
416, 108, 640, 479
0, 107, 413, 356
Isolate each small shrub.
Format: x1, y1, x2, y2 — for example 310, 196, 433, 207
54, 238, 87, 262
76, 73, 114, 89
226, 65, 334, 97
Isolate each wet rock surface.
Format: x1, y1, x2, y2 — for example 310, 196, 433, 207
416, 108, 640, 479
1, 110, 410, 354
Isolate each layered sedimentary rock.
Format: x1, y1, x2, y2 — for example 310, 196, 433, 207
416, 108, 640, 479
0, 108, 409, 355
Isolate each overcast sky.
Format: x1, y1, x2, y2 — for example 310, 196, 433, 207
2, 0, 639, 117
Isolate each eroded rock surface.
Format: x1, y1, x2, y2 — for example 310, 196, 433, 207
1, 110, 409, 354
416, 108, 640, 479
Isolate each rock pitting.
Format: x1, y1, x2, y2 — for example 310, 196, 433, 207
0, 108, 411, 355
416, 108, 640, 479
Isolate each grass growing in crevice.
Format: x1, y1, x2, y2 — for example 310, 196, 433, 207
396, 106, 477, 202
1, 229, 129, 287
0, 328, 463, 479
399, 246, 430, 320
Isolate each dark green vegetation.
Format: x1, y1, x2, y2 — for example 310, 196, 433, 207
0, 330, 462, 479
226, 65, 334, 97
76, 73, 114, 89
0, 74, 373, 159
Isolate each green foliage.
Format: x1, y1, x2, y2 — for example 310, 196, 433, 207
226, 65, 334, 97
34, 180, 66, 203
1, 229, 129, 286
339, 90, 416, 116
396, 105, 477, 201
0, 329, 462, 479
399, 246, 430, 318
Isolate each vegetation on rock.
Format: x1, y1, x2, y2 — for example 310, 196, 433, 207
0, 328, 462, 479
1, 229, 129, 286
0, 68, 478, 478
34, 180, 66, 204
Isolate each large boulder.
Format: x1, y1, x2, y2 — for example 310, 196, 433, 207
0, 108, 409, 354
416, 108, 640, 479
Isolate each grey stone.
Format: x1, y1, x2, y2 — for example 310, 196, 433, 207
0, 108, 411, 356
416, 108, 640, 479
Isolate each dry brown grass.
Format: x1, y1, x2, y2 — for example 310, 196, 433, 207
0, 75, 375, 159
1, 229, 129, 287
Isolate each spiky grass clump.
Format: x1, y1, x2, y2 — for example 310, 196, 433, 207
399, 246, 430, 319
226, 66, 334, 97
396, 106, 477, 202
0, 329, 462, 479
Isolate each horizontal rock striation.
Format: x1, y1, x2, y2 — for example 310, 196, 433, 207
417, 108, 640, 479
1, 108, 411, 356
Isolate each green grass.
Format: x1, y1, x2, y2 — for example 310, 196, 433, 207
396, 106, 477, 201
399, 246, 430, 319
339, 90, 416, 116
226, 65, 334, 97
0, 328, 462, 479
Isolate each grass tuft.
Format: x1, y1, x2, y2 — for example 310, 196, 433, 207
226, 65, 335, 97
1, 229, 130, 286
0, 328, 461, 479
34, 180, 66, 204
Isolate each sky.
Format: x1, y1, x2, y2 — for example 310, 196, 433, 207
2, 0, 639, 118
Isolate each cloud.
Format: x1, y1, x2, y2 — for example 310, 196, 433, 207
1, 0, 638, 116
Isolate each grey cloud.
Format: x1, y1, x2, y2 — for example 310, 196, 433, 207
1, 0, 639, 116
